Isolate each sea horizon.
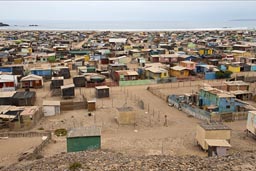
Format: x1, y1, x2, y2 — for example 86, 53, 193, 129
0, 19, 255, 31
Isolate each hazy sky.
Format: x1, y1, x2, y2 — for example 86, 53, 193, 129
0, 1, 256, 22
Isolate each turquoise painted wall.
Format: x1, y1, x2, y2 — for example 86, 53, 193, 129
67, 136, 101, 152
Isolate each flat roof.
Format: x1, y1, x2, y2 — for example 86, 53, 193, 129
199, 122, 231, 130
43, 100, 60, 106
205, 139, 231, 147
67, 126, 101, 138
61, 84, 75, 89
51, 76, 64, 80
171, 66, 187, 71
95, 86, 109, 90
0, 91, 16, 98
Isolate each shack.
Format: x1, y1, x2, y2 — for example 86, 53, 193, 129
19, 106, 40, 130
0, 91, 16, 105
12, 91, 36, 106
87, 100, 96, 112
246, 111, 256, 136
196, 122, 231, 151
43, 100, 61, 116
67, 126, 101, 152
20, 74, 43, 88
30, 68, 52, 80
52, 66, 70, 79
95, 86, 109, 98
51, 76, 64, 89
117, 107, 136, 125
73, 75, 86, 87
61, 84, 75, 99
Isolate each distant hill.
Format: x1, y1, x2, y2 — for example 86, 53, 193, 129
0, 22, 9, 27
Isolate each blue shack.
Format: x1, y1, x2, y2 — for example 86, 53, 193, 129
30, 68, 52, 79
196, 65, 217, 80
198, 86, 237, 113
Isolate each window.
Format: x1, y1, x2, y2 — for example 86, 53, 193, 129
226, 105, 230, 109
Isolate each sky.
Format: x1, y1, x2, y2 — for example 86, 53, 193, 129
0, 1, 256, 22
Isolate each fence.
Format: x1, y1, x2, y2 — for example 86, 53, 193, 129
0, 131, 52, 161
60, 95, 87, 111
167, 95, 210, 121
86, 81, 118, 88
119, 79, 155, 86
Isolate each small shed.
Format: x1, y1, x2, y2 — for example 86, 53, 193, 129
51, 77, 64, 89
88, 100, 96, 111
95, 86, 109, 98
73, 75, 86, 87
43, 100, 61, 116
61, 84, 75, 98
196, 122, 231, 150
67, 126, 101, 152
117, 107, 136, 125
246, 111, 256, 136
12, 91, 36, 106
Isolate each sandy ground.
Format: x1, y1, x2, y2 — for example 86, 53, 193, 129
3, 73, 256, 165
0, 137, 43, 167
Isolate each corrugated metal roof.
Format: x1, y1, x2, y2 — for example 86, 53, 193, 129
67, 126, 101, 138
20, 74, 43, 81
12, 91, 36, 99
199, 122, 231, 130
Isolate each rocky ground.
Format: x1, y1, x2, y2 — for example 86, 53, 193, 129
2, 150, 256, 171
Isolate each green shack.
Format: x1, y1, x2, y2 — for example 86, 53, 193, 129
67, 126, 101, 152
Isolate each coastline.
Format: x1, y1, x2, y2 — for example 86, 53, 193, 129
0, 27, 251, 32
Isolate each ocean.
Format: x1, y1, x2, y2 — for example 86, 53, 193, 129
1, 20, 256, 31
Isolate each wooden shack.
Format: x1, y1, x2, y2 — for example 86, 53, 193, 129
95, 86, 109, 98
12, 91, 36, 106
61, 84, 75, 99
195, 122, 231, 150
43, 100, 61, 116
246, 111, 256, 136
67, 126, 101, 152
87, 100, 96, 111
73, 75, 86, 87
51, 77, 64, 89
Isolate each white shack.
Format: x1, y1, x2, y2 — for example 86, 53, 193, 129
246, 111, 256, 136
43, 100, 61, 116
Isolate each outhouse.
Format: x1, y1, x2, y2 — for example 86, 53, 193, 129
73, 75, 86, 87
87, 100, 96, 111
67, 126, 101, 152
43, 100, 61, 116
61, 84, 75, 99
51, 77, 64, 89
95, 86, 109, 98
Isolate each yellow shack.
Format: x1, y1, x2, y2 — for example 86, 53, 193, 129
196, 122, 231, 150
